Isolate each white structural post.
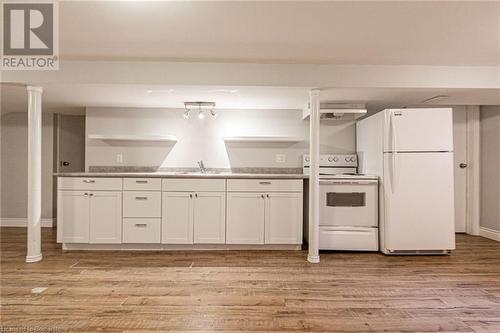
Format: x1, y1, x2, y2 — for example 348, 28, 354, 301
308, 89, 320, 263
26, 86, 43, 263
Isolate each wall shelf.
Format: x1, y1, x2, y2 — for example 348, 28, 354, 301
88, 134, 178, 142
223, 136, 304, 143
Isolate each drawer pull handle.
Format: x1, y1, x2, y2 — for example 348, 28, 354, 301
83, 180, 95, 183
261, 194, 265, 198
259, 181, 271, 185
134, 223, 148, 227
135, 180, 148, 184
266, 194, 270, 198
135, 197, 148, 200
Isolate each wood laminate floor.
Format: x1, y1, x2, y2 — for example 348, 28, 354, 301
1, 227, 500, 332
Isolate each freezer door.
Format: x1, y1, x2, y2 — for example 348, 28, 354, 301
384, 108, 453, 152
383, 152, 455, 251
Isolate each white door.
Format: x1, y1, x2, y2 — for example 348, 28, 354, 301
265, 192, 302, 244
162, 192, 193, 244
58, 191, 89, 243
453, 108, 467, 232
193, 192, 226, 244
89, 191, 122, 244
384, 108, 453, 152
226, 192, 265, 244
383, 152, 455, 251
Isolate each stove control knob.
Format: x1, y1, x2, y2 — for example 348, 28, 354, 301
328, 156, 334, 162
305, 157, 310, 162
350, 157, 356, 162
345, 157, 349, 162
333, 157, 339, 162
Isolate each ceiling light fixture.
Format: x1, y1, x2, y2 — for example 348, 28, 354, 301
183, 101, 216, 119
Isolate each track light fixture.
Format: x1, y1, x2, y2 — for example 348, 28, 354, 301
183, 102, 216, 119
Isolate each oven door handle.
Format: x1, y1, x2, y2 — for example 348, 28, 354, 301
320, 180, 378, 185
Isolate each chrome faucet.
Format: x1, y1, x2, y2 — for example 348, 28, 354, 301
197, 160, 206, 173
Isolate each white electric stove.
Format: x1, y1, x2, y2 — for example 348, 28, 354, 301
303, 154, 379, 251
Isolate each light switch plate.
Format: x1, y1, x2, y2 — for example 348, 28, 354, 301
276, 154, 286, 163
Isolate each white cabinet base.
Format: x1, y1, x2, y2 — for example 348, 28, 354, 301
62, 243, 301, 251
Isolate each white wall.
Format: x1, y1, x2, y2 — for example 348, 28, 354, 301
1, 112, 54, 220
480, 106, 500, 232
86, 107, 355, 169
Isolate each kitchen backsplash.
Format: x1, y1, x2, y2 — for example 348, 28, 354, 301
85, 107, 356, 171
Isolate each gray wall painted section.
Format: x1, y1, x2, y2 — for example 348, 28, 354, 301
1, 112, 54, 219
480, 106, 500, 232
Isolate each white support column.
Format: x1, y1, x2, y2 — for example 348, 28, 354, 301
26, 86, 43, 263
308, 89, 320, 263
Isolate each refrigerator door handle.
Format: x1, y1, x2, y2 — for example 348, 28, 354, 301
390, 111, 397, 194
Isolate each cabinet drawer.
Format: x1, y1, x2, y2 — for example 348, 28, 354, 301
58, 177, 122, 191
123, 191, 161, 217
227, 179, 303, 192
123, 178, 161, 191
162, 179, 225, 192
319, 226, 378, 251
123, 218, 161, 243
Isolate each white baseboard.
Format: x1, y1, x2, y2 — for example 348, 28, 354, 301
0, 218, 55, 228
479, 227, 500, 242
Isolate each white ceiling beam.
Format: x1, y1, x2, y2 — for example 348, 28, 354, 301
3, 61, 500, 89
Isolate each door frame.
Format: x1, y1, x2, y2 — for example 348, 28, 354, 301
464, 106, 481, 236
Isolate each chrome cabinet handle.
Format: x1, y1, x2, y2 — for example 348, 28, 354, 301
261, 194, 265, 198
266, 194, 270, 198
189, 194, 193, 198
83, 179, 95, 183
84, 193, 88, 196
195, 193, 198, 198
259, 181, 271, 185
89, 193, 94, 197
135, 180, 148, 184
134, 223, 147, 227
135, 196, 148, 200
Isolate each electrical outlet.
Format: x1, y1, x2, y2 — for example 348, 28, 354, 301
276, 154, 286, 163
116, 153, 123, 164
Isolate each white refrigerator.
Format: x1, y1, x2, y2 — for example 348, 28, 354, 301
356, 108, 455, 254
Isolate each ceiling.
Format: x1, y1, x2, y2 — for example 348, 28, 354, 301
2, 84, 500, 114
59, 1, 500, 66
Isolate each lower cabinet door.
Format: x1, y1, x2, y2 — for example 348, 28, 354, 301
122, 218, 161, 243
226, 192, 265, 244
162, 192, 193, 244
265, 192, 303, 244
58, 191, 90, 243
193, 192, 226, 244
89, 191, 123, 244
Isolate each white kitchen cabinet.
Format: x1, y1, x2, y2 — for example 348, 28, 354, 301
89, 191, 122, 244
226, 179, 303, 245
162, 192, 193, 244
265, 192, 303, 244
57, 190, 122, 244
226, 192, 266, 244
58, 191, 90, 243
193, 192, 226, 244
162, 190, 226, 244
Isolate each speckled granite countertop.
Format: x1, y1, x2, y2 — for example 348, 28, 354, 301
54, 172, 308, 179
